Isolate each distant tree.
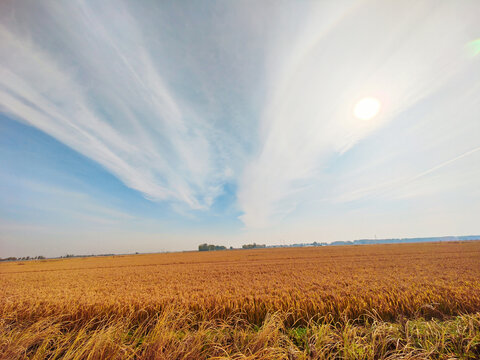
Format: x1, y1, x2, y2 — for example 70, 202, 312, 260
198, 243, 226, 251
37, 256, 46, 260
242, 243, 266, 249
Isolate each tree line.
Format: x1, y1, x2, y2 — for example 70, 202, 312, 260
198, 243, 266, 251
0, 256, 45, 262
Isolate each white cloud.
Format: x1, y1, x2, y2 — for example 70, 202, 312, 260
0, 2, 227, 211
1, 0, 479, 243
238, 0, 480, 228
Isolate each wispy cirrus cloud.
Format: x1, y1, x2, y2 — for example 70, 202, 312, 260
1, 0, 480, 251
0, 1, 227, 211
238, 0, 480, 228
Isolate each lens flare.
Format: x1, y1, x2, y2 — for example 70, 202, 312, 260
467, 39, 480, 57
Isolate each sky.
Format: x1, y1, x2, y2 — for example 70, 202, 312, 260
1, 0, 480, 257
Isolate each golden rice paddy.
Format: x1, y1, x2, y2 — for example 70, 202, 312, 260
1, 241, 480, 359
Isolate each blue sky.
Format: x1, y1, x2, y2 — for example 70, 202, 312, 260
1, 0, 480, 257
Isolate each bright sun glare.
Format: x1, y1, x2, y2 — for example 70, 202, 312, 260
353, 97, 381, 120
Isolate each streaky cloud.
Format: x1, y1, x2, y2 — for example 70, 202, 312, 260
238, 0, 479, 228
0, 1, 228, 211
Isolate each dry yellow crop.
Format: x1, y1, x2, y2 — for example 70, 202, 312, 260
1, 241, 480, 359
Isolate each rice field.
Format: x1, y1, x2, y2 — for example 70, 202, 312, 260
1, 241, 480, 359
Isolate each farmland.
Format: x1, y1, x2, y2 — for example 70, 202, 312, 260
1, 241, 480, 359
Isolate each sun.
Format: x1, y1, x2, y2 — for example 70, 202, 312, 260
353, 97, 381, 120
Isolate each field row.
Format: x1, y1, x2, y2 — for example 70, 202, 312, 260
2, 241, 480, 324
